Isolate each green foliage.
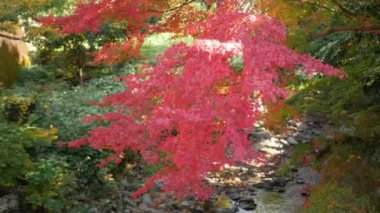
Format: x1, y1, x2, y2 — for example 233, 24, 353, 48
31, 20, 131, 85
142, 164, 162, 177
2, 64, 129, 139
17, 65, 57, 85
32, 33, 90, 85
24, 157, 74, 211
1, 95, 35, 123
288, 51, 380, 139
0, 64, 136, 211
0, 121, 57, 187
278, 135, 380, 211
303, 181, 377, 213
0, 0, 69, 23
0, 124, 32, 187
276, 163, 293, 176
277, 142, 319, 175
287, 1, 380, 140
28, 73, 125, 141
2, 0, 130, 86
288, 135, 380, 211
228, 55, 244, 73
276, 2, 380, 142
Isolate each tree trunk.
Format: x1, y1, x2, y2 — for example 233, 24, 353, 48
79, 67, 83, 86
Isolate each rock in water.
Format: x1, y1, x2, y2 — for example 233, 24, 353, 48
239, 197, 257, 210
194, 206, 205, 213
141, 193, 152, 206
248, 131, 271, 141
0, 193, 19, 213
228, 192, 241, 201
287, 137, 298, 145
295, 178, 305, 184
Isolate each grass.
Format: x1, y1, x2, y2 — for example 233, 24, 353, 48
140, 33, 193, 60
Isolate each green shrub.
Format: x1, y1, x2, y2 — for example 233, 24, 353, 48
17, 65, 57, 86
0, 65, 140, 211
27, 74, 125, 141
1, 96, 35, 123
277, 142, 318, 175
288, 31, 380, 139
0, 123, 58, 187
0, 124, 32, 187
24, 157, 74, 211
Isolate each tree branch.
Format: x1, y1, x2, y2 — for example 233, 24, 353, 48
145, 0, 196, 13
288, 0, 336, 14
0, 32, 24, 41
310, 25, 380, 40
330, 0, 355, 17
167, 0, 197, 12
288, 0, 355, 18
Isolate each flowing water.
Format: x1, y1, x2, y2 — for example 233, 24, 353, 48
237, 167, 321, 213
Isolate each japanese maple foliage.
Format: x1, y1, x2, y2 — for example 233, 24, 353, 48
52, 0, 345, 200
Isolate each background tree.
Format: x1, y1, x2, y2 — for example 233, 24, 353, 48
0, 0, 71, 87
260, 2, 380, 210
0, 32, 29, 87
265, 0, 380, 139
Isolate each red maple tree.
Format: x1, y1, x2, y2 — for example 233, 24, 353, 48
45, 0, 345, 200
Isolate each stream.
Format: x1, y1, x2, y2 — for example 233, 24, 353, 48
121, 115, 328, 213
237, 167, 321, 213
